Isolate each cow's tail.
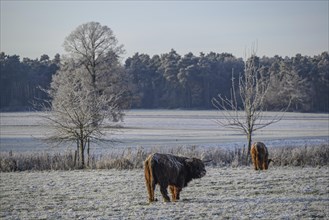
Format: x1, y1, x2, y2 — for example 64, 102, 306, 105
251, 143, 259, 170
144, 154, 155, 202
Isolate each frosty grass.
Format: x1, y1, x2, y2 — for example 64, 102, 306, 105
1, 166, 328, 219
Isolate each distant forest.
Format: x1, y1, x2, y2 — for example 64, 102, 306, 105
0, 50, 328, 112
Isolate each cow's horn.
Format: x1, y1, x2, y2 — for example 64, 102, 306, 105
202, 159, 212, 163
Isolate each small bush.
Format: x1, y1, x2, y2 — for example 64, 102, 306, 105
270, 144, 329, 167
95, 157, 133, 170
0, 151, 79, 171
0, 157, 17, 172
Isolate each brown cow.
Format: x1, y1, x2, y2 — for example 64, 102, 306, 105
144, 153, 206, 203
251, 142, 272, 170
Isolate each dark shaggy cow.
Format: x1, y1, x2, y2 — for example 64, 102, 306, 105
251, 142, 272, 170
144, 153, 206, 203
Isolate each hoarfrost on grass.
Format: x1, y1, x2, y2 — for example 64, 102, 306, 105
1, 167, 328, 219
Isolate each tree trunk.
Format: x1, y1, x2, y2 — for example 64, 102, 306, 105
74, 150, 77, 167
75, 139, 79, 167
87, 138, 90, 167
247, 131, 252, 164
79, 138, 85, 168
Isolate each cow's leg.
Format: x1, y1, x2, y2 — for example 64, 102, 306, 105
169, 185, 176, 201
251, 148, 258, 170
258, 154, 264, 170
149, 181, 157, 202
146, 178, 156, 203
257, 153, 263, 170
175, 187, 182, 200
263, 154, 269, 170
169, 186, 181, 202
147, 188, 153, 203
160, 184, 170, 202
145, 180, 153, 202
253, 156, 258, 170
258, 159, 263, 170
252, 157, 258, 170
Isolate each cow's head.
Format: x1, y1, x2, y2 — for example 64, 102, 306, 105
185, 158, 206, 179
265, 158, 274, 170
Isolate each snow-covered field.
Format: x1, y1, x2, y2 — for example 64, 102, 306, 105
1, 167, 328, 219
0, 110, 328, 153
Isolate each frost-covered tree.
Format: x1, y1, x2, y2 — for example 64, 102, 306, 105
63, 21, 126, 123
47, 62, 127, 167
265, 68, 311, 111
212, 48, 289, 163
45, 22, 129, 168
63, 22, 124, 88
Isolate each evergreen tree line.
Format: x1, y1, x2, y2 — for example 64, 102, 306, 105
0, 50, 328, 112
0, 52, 60, 111
126, 50, 329, 112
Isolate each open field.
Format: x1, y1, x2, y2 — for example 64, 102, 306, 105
1, 111, 328, 218
1, 167, 328, 219
0, 110, 328, 153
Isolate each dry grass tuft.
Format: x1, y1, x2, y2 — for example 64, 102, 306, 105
1, 144, 328, 172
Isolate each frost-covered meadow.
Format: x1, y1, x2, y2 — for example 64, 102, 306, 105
1, 167, 328, 219
1, 111, 328, 219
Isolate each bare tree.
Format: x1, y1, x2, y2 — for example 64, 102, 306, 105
44, 62, 125, 167
212, 48, 289, 162
43, 22, 129, 168
63, 21, 126, 123
63, 21, 124, 87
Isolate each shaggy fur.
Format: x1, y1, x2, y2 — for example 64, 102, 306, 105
251, 142, 272, 170
144, 153, 206, 203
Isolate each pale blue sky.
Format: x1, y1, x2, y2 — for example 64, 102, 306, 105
1, 1, 328, 60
